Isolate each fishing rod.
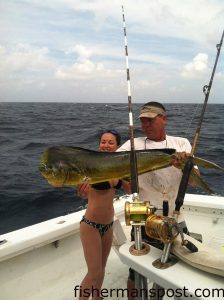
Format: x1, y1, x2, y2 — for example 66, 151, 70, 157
175, 29, 224, 213
121, 5, 139, 195
121, 7, 149, 300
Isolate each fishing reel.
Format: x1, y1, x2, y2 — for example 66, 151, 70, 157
125, 200, 198, 269
125, 201, 154, 225
145, 214, 179, 243
125, 200, 179, 267
125, 201, 178, 243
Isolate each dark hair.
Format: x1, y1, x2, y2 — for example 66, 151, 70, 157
142, 101, 166, 112
99, 129, 121, 146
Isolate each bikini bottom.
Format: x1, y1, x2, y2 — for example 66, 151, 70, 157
80, 216, 113, 237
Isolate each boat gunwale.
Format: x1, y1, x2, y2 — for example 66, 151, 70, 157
0, 193, 223, 263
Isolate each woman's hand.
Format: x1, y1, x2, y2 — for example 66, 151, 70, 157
77, 183, 90, 199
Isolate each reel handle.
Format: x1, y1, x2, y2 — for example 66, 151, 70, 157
183, 240, 198, 253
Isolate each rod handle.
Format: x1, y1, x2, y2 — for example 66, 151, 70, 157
175, 157, 194, 211
163, 200, 169, 216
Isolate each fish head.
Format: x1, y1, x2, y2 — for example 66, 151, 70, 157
39, 163, 65, 187
39, 147, 81, 187
39, 150, 63, 186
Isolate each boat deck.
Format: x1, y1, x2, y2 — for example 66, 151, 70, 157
0, 194, 224, 300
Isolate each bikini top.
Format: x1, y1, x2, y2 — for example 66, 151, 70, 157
91, 180, 122, 190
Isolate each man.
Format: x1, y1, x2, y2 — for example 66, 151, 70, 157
118, 101, 198, 299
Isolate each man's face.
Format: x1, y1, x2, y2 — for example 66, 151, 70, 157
140, 115, 167, 141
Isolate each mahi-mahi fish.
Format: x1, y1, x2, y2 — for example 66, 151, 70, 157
39, 146, 224, 193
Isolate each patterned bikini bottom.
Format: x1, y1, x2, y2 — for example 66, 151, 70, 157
80, 216, 113, 237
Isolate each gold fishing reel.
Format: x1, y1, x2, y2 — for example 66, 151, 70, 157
125, 201, 155, 225
125, 201, 179, 243
145, 214, 179, 243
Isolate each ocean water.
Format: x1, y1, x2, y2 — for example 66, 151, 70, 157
0, 102, 224, 234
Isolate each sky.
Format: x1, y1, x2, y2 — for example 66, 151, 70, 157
0, 0, 224, 103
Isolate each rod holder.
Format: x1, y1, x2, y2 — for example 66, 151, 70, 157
152, 243, 178, 269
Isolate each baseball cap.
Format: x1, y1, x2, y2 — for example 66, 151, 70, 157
138, 104, 166, 119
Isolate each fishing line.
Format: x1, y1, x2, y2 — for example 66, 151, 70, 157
184, 103, 201, 138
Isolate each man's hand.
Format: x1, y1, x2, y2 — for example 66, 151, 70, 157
173, 152, 200, 187
172, 152, 190, 169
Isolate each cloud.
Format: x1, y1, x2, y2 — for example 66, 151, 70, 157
55, 44, 123, 80
65, 44, 92, 59
63, 0, 224, 44
0, 44, 54, 79
0, 42, 124, 89
0, 0, 223, 102
181, 53, 209, 79
55, 59, 104, 80
135, 79, 161, 89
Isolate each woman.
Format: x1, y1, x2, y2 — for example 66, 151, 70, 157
78, 129, 123, 300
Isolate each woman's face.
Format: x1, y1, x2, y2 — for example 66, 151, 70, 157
99, 133, 119, 152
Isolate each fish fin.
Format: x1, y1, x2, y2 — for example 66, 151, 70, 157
192, 157, 224, 171
190, 171, 214, 194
